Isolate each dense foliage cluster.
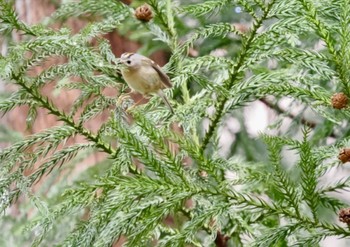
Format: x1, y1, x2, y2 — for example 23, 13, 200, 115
1, 0, 350, 246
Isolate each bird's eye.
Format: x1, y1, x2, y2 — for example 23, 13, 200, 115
126, 60, 131, 64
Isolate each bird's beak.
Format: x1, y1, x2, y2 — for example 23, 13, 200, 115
116, 59, 127, 70
116, 58, 123, 65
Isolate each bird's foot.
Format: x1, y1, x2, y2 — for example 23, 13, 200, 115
116, 94, 134, 109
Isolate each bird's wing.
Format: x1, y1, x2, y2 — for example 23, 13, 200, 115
142, 58, 172, 88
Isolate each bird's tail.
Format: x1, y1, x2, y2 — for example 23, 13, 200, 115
157, 89, 174, 114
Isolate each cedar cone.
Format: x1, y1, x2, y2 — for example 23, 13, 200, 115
339, 208, 350, 224
338, 148, 350, 163
135, 4, 153, 22
331, 92, 348, 109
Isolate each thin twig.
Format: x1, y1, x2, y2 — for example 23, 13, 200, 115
259, 98, 337, 138
259, 98, 316, 128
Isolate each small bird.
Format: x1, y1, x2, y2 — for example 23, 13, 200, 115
119, 52, 174, 113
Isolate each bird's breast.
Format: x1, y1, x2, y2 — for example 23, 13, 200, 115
122, 66, 162, 94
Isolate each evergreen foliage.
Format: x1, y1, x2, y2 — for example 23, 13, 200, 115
1, 0, 350, 246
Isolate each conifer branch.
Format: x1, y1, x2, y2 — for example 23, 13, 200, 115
11, 73, 116, 156
148, 0, 178, 51
220, 190, 350, 238
132, 112, 191, 185
297, 0, 349, 93
201, 0, 277, 150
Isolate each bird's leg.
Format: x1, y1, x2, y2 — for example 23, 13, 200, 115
116, 92, 149, 113
116, 92, 133, 106
125, 94, 149, 113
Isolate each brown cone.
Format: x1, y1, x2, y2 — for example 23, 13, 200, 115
331, 92, 348, 109
338, 148, 350, 163
339, 208, 350, 224
135, 4, 153, 22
